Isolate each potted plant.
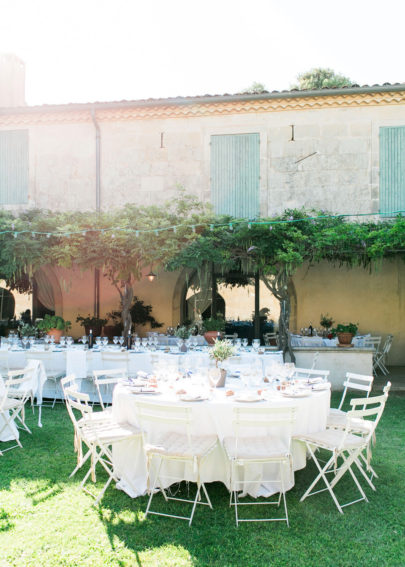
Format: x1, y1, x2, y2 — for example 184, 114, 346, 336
320, 313, 334, 331
37, 314, 71, 343
331, 322, 358, 347
202, 316, 226, 345
209, 339, 236, 387
175, 325, 190, 351
76, 314, 107, 337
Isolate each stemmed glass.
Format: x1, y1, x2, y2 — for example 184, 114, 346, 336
95, 336, 102, 348
135, 337, 141, 351
102, 337, 108, 348
252, 339, 260, 352
118, 336, 125, 348
242, 338, 248, 350
60, 336, 66, 348
49, 335, 55, 346
29, 336, 35, 349
21, 336, 28, 349
66, 336, 74, 347
113, 336, 119, 347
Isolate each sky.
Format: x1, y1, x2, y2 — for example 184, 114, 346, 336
0, 0, 404, 106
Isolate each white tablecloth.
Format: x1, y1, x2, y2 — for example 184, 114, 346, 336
111, 382, 330, 498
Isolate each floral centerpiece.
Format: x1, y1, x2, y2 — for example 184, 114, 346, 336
320, 313, 334, 330
208, 339, 236, 387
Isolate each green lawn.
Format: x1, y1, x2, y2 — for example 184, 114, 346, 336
0, 392, 404, 567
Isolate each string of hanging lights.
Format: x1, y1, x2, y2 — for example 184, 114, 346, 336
0, 210, 403, 238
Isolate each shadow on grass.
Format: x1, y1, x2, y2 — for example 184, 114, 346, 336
0, 509, 14, 532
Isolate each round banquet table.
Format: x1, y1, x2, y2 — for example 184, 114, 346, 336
111, 380, 330, 498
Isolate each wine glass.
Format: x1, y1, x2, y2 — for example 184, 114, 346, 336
242, 338, 248, 350
81, 335, 88, 346
21, 336, 28, 349
66, 336, 74, 347
29, 336, 36, 349
49, 335, 55, 346
135, 337, 141, 350
102, 337, 108, 348
59, 336, 66, 348
113, 336, 119, 347
118, 336, 124, 348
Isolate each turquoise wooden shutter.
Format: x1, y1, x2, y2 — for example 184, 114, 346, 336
211, 133, 260, 218
380, 126, 405, 215
0, 130, 29, 205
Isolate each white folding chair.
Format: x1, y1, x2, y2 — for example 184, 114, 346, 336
0, 367, 35, 453
136, 400, 218, 526
223, 406, 296, 527
263, 332, 278, 348
311, 351, 319, 370
25, 351, 64, 408
295, 386, 390, 514
92, 368, 127, 410
64, 384, 141, 505
101, 352, 129, 374
327, 372, 374, 428
373, 335, 393, 375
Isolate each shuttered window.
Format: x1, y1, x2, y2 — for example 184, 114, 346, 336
380, 126, 405, 215
210, 133, 260, 218
0, 130, 29, 205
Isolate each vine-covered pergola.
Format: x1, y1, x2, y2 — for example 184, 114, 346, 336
0, 199, 404, 359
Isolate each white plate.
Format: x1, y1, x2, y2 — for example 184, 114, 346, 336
128, 388, 160, 395
234, 394, 263, 403
281, 390, 311, 398
179, 394, 208, 402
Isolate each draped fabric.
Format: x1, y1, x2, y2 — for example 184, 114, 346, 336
35, 269, 55, 311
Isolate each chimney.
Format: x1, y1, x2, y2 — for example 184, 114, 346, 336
0, 53, 26, 107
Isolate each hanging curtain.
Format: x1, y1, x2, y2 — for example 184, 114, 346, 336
34, 269, 55, 311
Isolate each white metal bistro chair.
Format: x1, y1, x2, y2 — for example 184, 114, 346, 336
263, 332, 278, 349
373, 335, 393, 375
101, 352, 129, 375
25, 350, 64, 408
327, 372, 374, 429
223, 405, 296, 527
64, 384, 141, 505
136, 400, 218, 526
295, 387, 390, 514
92, 368, 127, 410
0, 367, 35, 454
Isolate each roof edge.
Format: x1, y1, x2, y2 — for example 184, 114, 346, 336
1, 83, 404, 115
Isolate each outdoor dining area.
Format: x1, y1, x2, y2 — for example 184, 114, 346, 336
0, 328, 393, 527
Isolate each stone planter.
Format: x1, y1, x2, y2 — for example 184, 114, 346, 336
208, 367, 227, 387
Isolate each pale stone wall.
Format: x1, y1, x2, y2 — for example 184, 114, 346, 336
292, 258, 405, 366
1, 99, 404, 214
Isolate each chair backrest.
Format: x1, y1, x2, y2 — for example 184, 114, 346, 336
92, 368, 127, 409
311, 351, 319, 370
2, 367, 35, 406
0, 350, 9, 371
60, 374, 78, 398
232, 406, 296, 454
135, 400, 193, 445
337, 372, 374, 410
293, 367, 330, 380
364, 336, 382, 352
341, 381, 391, 448
381, 334, 393, 356
64, 386, 93, 428
101, 352, 129, 372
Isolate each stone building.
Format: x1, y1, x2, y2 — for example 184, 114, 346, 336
0, 55, 404, 363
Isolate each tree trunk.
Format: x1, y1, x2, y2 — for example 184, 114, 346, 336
121, 281, 134, 337
261, 268, 295, 363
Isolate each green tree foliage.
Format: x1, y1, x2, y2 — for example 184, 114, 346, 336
240, 81, 267, 94
293, 67, 352, 90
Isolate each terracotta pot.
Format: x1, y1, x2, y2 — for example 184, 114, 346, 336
47, 329, 63, 343
102, 325, 120, 340
84, 325, 103, 337
204, 331, 221, 345
337, 332, 354, 347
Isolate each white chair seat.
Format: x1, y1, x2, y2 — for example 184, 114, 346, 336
145, 432, 217, 459
2, 397, 24, 410
295, 428, 365, 451
84, 421, 141, 445
328, 408, 345, 417
223, 435, 289, 460
327, 413, 374, 434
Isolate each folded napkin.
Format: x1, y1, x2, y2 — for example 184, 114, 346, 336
312, 382, 331, 390
66, 349, 87, 379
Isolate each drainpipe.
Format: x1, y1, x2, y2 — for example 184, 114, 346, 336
91, 108, 101, 318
